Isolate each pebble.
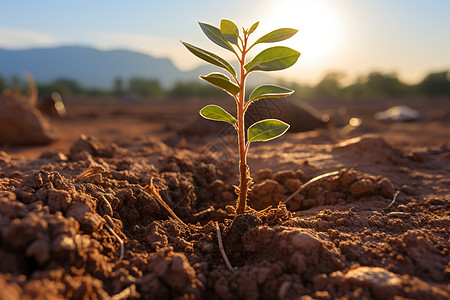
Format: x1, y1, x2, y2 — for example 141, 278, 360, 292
291, 231, 321, 255
401, 185, 415, 195
379, 178, 395, 199
344, 266, 402, 299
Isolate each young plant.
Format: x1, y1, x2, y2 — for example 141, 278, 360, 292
181, 20, 300, 215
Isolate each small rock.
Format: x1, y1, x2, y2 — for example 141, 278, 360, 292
408, 151, 427, 162
401, 185, 415, 195
344, 266, 402, 299
291, 231, 321, 255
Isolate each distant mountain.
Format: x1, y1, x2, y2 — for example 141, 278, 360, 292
0, 46, 274, 88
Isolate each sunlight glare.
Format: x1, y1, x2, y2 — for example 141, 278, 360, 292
259, 0, 342, 66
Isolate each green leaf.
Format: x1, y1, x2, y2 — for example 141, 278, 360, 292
200, 105, 237, 125
200, 73, 240, 96
248, 119, 290, 143
244, 46, 300, 73
248, 21, 259, 34
220, 19, 239, 45
254, 28, 298, 44
181, 41, 236, 76
248, 84, 294, 103
199, 22, 235, 53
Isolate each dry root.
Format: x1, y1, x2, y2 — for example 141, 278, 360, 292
144, 178, 187, 227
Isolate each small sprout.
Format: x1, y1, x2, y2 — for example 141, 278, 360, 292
181, 20, 300, 215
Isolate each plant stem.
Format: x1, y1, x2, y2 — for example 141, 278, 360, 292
235, 34, 251, 215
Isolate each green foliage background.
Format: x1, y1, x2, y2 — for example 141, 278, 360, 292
1, 70, 449, 101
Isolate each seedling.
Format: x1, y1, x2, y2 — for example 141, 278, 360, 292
181, 20, 300, 215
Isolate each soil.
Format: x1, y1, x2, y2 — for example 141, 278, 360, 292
0, 99, 449, 300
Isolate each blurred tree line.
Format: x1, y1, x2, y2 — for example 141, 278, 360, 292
285, 71, 450, 101
0, 70, 449, 101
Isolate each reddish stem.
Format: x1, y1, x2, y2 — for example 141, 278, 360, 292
235, 33, 251, 215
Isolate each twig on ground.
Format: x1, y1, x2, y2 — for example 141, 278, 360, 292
104, 215, 124, 261
283, 171, 340, 205
216, 222, 233, 272
145, 178, 187, 227
193, 206, 215, 218
75, 163, 106, 182
111, 284, 138, 300
386, 190, 401, 208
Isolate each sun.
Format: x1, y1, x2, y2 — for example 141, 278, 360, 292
258, 0, 342, 65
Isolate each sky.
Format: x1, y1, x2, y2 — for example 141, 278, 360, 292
1, 0, 449, 85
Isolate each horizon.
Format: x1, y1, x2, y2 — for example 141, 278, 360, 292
1, 0, 449, 85
1, 45, 447, 88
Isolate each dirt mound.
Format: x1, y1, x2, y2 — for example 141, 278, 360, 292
0, 130, 449, 299
180, 99, 329, 136
0, 75, 58, 146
